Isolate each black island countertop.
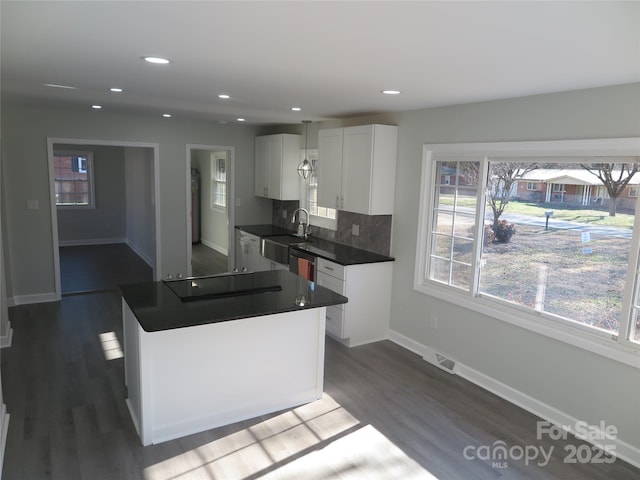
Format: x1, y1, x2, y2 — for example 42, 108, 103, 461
121, 269, 348, 332
236, 225, 394, 266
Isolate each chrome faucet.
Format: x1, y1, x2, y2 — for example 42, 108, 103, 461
291, 208, 311, 238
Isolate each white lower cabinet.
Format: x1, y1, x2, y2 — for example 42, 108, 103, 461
316, 257, 393, 347
235, 230, 289, 272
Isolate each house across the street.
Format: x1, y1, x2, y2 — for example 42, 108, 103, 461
516, 169, 640, 211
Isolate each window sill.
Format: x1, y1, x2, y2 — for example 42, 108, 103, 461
413, 280, 640, 369
309, 214, 337, 231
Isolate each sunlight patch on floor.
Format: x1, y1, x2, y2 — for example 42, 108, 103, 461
98, 331, 123, 360
143, 394, 439, 480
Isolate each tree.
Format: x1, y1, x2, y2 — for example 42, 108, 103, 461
581, 163, 640, 216
486, 163, 538, 230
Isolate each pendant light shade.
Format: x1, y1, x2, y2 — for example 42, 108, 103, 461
297, 120, 313, 180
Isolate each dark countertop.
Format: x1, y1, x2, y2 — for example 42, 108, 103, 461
121, 269, 348, 333
236, 224, 394, 266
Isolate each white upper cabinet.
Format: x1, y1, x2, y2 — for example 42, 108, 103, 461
317, 128, 344, 210
318, 124, 398, 215
254, 134, 301, 200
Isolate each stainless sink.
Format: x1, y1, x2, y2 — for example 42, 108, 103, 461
261, 235, 309, 265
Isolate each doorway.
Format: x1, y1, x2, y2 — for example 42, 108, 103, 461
47, 138, 161, 300
186, 145, 235, 277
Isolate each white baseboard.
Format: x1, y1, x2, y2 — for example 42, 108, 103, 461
58, 237, 126, 247
126, 241, 154, 268
0, 403, 9, 480
388, 329, 640, 469
0, 322, 13, 349
9, 292, 57, 306
200, 238, 228, 256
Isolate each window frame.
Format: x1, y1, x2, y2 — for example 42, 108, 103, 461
54, 150, 95, 209
415, 138, 640, 367
210, 154, 227, 211
301, 148, 337, 231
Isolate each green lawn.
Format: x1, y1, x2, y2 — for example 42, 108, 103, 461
441, 195, 635, 228
503, 201, 634, 229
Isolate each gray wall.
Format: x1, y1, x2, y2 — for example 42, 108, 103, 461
56, 144, 126, 244
0, 102, 267, 299
124, 146, 155, 267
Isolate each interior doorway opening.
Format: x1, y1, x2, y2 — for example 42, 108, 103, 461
47, 138, 160, 300
187, 145, 235, 277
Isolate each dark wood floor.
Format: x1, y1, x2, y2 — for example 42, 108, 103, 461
59, 244, 153, 295
191, 243, 228, 277
2, 291, 639, 479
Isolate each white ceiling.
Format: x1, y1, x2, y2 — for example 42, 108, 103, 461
2, 1, 639, 125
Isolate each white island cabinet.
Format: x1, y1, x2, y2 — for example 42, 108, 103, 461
121, 271, 347, 446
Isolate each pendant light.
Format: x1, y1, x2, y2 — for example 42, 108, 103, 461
297, 120, 313, 180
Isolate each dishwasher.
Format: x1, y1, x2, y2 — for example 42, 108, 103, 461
289, 248, 316, 281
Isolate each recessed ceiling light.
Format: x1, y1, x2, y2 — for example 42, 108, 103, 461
44, 83, 77, 90
218, 94, 230, 99
237, 118, 246, 122
162, 113, 172, 118
91, 105, 102, 109
110, 87, 123, 93
291, 107, 302, 112
142, 56, 171, 64
381, 90, 401, 95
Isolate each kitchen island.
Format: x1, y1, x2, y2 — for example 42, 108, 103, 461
120, 270, 347, 446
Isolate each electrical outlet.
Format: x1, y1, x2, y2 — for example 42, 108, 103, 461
352, 224, 359, 236
430, 314, 438, 329
235, 197, 242, 207
26, 199, 39, 210
282, 210, 287, 219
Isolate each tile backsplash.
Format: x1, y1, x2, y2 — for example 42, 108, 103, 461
272, 200, 392, 256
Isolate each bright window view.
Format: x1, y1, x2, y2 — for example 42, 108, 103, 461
422, 145, 640, 346
306, 150, 337, 220
211, 154, 227, 209
54, 151, 93, 207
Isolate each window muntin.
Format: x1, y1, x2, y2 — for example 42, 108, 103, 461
54, 151, 94, 208
429, 161, 478, 289
211, 154, 227, 209
417, 140, 640, 351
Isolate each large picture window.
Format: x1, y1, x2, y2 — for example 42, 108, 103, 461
54, 151, 94, 208
416, 139, 640, 357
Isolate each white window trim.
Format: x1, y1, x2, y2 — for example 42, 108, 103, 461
414, 138, 640, 367
300, 149, 337, 231
210, 154, 227, 212
54, 150, 96, 209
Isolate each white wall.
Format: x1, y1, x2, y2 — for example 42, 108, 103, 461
124, 147, 155, 267
0, 143, 11, 477
0, 102, 267, 299
191, 149, 229, 255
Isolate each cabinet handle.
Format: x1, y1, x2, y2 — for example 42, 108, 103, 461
336, 195, 340, 208
324, 266, 334, 271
